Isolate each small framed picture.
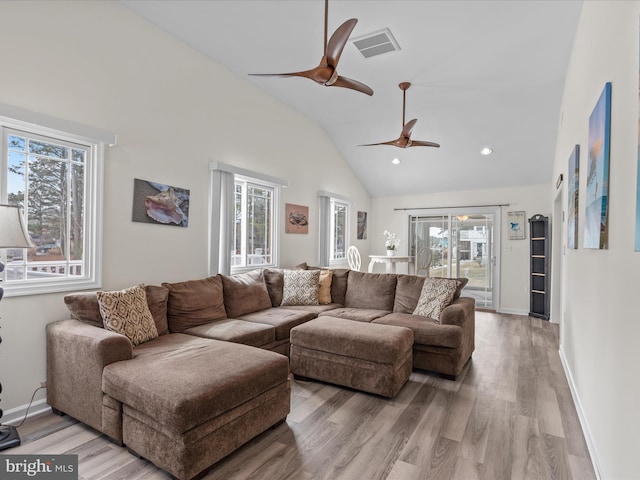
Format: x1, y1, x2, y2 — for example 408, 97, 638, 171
507, 211, 525, 240
285, 203, 309, 234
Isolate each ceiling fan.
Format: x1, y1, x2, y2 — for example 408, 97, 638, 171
360, 82, 440, 148
249, 0, 373, 96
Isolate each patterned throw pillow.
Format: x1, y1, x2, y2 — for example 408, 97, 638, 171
97, 284, 159, 346
318, 270, 333, 305
281, 270, 320, 306
413, 278, 460, 322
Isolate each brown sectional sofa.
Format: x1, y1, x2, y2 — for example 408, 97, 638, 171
46, 267, 475, 479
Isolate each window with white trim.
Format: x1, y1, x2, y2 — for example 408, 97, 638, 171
1, 125, 103, 296
330, 198, 349, 263
232, 175, 278, 270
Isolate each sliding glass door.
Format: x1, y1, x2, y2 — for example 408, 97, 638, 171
409, 210, 498, 309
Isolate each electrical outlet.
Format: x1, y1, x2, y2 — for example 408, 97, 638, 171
40, 381, 47, 388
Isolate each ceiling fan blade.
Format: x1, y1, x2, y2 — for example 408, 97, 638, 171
358, 140, 398, 147
409, 140, 441, 148
330, 75, 374, 96
326, 18, 358, 68
249, 70, 316, 79
401, 118, 418, 138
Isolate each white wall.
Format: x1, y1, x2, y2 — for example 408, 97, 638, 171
0, 1, 370, 415
551, 2, 640, 477
371, 183, 550, 314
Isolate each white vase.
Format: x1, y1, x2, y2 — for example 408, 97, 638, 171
386, 249, 395, 256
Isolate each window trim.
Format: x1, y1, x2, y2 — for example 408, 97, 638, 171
0, 108, 112, 297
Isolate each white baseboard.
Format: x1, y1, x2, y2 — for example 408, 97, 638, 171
497, 307, 529, 316
559, 347, 603, 480
2, 398, 51, 425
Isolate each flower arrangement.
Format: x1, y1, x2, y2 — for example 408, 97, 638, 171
383, 230, 401, 251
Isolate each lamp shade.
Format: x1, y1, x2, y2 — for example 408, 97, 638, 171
0, 204, 32, 248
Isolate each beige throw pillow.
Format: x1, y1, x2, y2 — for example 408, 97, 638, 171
413, 278, 460, 322
281, 270, 320, 306
318, 270, 333, 304
97, 284, 158, 346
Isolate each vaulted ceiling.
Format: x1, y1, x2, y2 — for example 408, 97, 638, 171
121, 0, 583, 197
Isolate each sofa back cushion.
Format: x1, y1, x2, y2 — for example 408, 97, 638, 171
163, 276, 226, 333
64, 285, 170, 335
221, 270, 272, 318
345, 271, 397, 311
263, 268, 284, 307
393, 274, 426, 313
330, 269, 350, 305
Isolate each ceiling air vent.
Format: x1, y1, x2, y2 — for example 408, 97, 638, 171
351, 28, 401, 59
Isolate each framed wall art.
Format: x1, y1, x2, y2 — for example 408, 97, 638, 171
285, 203, 309, 234
584, 82, 611, 249
507, 211, 526, 240
132, 178, 190, 227
567, 145, 580, 249
357, 211, 367, 239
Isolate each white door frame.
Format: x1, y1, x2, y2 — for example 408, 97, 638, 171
405, 206, 501, 310
551, 184, 565, 345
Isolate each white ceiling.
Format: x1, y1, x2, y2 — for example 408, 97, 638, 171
121, 0, 583, 198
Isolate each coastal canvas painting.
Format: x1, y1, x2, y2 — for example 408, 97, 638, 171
285, 203, 309, 234
584, 83, 611, 249
132, 179, 190, 227
567, 145, 580, 249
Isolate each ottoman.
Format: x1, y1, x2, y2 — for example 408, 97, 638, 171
289, 316, 414, 397
102, 335, 290, 480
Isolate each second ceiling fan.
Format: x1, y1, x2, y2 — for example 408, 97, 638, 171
360, 82, 440, 148
249, 0, 373, 96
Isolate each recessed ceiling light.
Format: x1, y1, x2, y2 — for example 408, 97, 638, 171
392, 158, 401, 165
480, 146, 493, 156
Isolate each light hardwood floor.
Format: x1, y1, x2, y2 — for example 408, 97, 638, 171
10, 311, 596, 479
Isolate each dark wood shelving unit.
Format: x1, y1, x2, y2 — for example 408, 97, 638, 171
529, 214, 550, 320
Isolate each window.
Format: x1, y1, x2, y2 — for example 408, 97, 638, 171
330, 199, 348, 262
231, 176, 278, 271
1, 125, 103, 296
318, 191, 350, 267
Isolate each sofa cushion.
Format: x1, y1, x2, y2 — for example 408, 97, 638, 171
103, 334, 289, 434
183, 319, 275, 347
330, 269, 349, 305
163, 276, 227, 333
239, 308, 315, 340
263, 268, 284, 307
318, 270, 333, 304
144, 285, 170, 336
64, 285, 169, 335
279, 304, 342, 315
97, 285, 158, 346
451, 277, 469, 300
345, 271, 397, 311
222, 270, 272, 318
319, 307, 389, 323
393, 274, 426, 314
413, 278, 461, 321
373, 312, 462, 349
281, 270, 320, 306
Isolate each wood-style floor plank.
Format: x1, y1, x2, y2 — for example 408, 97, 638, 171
10, 311, 596, 480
